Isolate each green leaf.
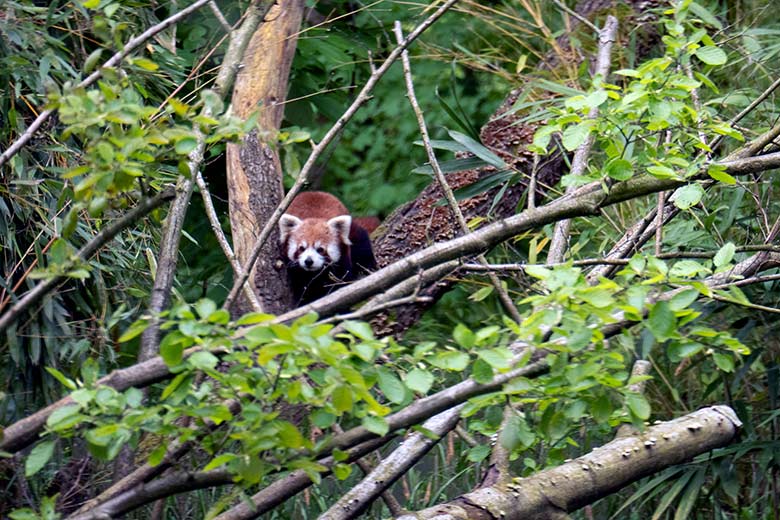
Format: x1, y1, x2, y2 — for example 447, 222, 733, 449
708, 164, 737, 184
405, 368, 434, 394
160, 333, 185, 366
447, 130, 507, 169
362, 415, 389, 436
648, 301, 676, 341
333, 463, 352, 480
342, 320, 374, 341
605, 158, 634, 181
332, 385, 353, 413
712, 352, 735, 372
499, 414, 534, 450
647, 165, 677, 179
430, 351, 470, 371
25, 440, 55, 477
84, 48, 104, 74
562, 122, 590, 151
175, 137, 198, 155
195, 298, 216, 319
82, 0, 99, 8
467, 444, 491, 462
188, 350, 219, 371
45, 367, 76, 390
626, 393, 651, 420
695, 46, 727, 66
376, 367, 406, 404
689, 2, 723, 29
471, 358, 494, 384
118, 319, 148, 343
453, 323, 475, 349
669, 289, 699, 311
713, 242, 736, 268
46, 404, 82, 430
671, 184, 704, 210
131, 57, 159, 71
9, 508, 39, 520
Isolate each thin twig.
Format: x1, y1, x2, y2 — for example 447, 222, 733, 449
195, 172, 263, 311
551, 0, 599, 33
222, 0, 461, 310
393, 20, 522, 322
209, 0, 233, 32
711, 75, 780, 152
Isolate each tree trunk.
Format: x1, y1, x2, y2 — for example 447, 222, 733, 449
226, 0, 305, 315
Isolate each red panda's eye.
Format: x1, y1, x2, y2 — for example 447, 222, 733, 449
298, 245, 305, 252
316, 247, 325, 254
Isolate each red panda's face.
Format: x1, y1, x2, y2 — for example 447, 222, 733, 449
279, 214, 352, 271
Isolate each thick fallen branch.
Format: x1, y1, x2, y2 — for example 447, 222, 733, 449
397, 406, 741, 520
276, 150, 780, 324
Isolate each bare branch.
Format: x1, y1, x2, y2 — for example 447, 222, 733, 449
398, 406, 741, 519
320, 405, 465, 520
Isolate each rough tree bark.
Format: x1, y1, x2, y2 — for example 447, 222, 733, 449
226, 0, 305, 315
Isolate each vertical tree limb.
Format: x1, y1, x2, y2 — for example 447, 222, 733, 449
547, 15, 618, 263
225, 0, 306, 315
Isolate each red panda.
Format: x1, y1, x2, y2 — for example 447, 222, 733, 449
278, 191, 377, 305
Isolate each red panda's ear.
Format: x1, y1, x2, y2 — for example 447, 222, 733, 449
327, 215, 352, 245
279, 214, 302, 242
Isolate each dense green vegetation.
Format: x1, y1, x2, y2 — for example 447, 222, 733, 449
1, 0, 780, 518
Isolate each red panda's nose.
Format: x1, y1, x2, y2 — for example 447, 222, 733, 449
304, 257, 314, 268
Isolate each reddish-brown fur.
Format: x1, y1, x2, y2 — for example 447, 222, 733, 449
286, 191, 348, 220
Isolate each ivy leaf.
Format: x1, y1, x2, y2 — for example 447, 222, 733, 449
25, 440, 55, 477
